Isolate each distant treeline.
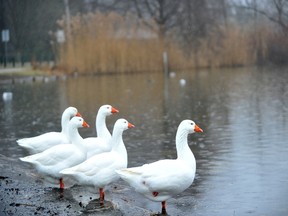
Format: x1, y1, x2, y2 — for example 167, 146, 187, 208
1, 0, 288, 72
58, 12, 286, 74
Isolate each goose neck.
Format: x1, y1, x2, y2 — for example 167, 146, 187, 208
69, 127, 84, 148
110, 129, 127, 160
110, 128, 123, 149
176, 129, 194, 163
61, 112, 69, 135
96, 114, 111, 140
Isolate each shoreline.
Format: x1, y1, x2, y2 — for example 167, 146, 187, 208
0, 154, 152, 216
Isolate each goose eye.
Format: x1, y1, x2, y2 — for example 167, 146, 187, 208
190, 122, 194, 125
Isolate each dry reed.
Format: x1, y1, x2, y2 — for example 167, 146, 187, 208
57, 12, 270, 74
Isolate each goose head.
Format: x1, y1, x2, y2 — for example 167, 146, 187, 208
180, 120, 203, 134
69, 116, 90, 129
114, 118, 135, 131
65, 107, 82, 118
99, 105, 119, 116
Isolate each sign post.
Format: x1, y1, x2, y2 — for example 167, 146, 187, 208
2, 29, 10, 67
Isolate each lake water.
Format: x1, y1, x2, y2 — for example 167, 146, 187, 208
0, 66, 288, 215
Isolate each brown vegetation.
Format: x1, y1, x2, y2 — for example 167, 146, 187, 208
57, 12, 280, 74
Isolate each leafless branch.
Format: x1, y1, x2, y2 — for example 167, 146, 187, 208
236, 3, 288, 33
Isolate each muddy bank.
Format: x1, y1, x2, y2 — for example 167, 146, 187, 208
0, 155, 155, 216
0, 155, 197, 216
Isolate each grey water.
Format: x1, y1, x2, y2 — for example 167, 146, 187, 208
0, 66, 288, 215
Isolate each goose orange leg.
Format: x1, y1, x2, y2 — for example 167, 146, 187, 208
153, 192, 167, 215
161, 201, 167, 215
59, 178, 65, 190
99, 188, 105, 203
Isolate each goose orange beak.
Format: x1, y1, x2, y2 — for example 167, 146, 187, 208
194, 124, 203, 133
76, 112, 82, 117
82, 121, 90, 128
128, 122, 135, 128
111, 107, 119, 114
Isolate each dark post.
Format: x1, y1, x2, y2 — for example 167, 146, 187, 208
163, 52, 169, 77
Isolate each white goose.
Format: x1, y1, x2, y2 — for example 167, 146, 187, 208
60, 118, 134, 203
17, 107, 81, 154
83, 105, 119, 158
20, 116, 89, 189
116, 120, 203, 214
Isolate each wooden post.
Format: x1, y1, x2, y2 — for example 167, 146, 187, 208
163, 52, 169, 77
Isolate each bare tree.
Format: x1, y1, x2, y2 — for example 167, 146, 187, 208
1, 0, 66, 63
0, 0, 92, 64
133, 0, 180, 41
175, 0, 221, 59
237, 0, 288, 34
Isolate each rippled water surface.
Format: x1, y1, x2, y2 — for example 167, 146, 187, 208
1, 67, 288, 215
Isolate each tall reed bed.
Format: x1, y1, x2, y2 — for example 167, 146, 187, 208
57, 12, 269, 74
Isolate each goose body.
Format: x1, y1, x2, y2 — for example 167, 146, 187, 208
119, 159, 195, 202
20, 117, 89, 189
60, 118, 134, 201
116, 120, 203, 214
83, 105, 119, 158
17, 107, 81, 154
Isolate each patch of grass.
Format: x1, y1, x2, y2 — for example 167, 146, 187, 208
0, 67, 48, 78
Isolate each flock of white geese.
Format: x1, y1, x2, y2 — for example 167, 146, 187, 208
17, 105, 203, 214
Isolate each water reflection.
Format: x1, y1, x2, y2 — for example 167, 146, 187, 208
0, 67, 288, 215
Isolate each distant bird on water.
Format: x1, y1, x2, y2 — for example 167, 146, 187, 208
2, 92, 13, 101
